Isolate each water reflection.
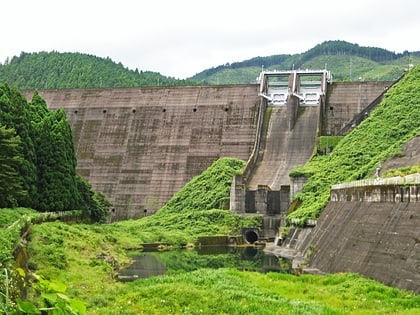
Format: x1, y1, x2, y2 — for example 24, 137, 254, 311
118, 253, 167, 282
118, 246, 292, 282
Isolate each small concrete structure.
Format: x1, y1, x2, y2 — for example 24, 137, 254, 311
258, 70, 332, 106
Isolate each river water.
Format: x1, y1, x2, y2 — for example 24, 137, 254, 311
118, 246, 292, 282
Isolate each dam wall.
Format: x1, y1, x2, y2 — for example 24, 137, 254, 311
30, 85, 259, 220
26, 81, 391, 219
324, 81, 392, 135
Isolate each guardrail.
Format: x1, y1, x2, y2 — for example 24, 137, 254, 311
331, 173, 420, 190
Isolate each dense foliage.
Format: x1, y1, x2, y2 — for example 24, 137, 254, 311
288, 66, 420, 224
301, 40, 411, 63
0, 125, 25, 207
0, 51, 198, 90
0, 84, 110, 221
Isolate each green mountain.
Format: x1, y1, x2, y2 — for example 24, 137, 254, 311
192, 40, 420, 84
1, 40, 420, 89
0, 51, 198, 90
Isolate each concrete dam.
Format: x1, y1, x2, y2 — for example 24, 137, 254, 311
28, 74, 420, 293
29, 77, 392, 221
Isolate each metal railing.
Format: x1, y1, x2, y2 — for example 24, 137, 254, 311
331, 173, 420, 190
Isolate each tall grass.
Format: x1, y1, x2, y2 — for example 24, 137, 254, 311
87, 269, 419, 315
24, 156, 419, 314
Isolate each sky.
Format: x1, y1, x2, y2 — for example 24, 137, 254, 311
1, 0, 420, 79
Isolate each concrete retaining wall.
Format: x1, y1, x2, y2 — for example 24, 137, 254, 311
301, 182, 420, 293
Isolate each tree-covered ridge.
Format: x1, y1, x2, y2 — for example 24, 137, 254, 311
0, 83, 110, 221
192, 40, 420, 84
300, 40, 414, 63
2, 40, 420, 89
0, 51, 198, 90
288, 66, 420, 224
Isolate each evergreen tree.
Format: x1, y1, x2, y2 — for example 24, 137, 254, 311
35, 109, 80, 211
29, 91, 49, 123
0, 124, 26, 207
0, 85, 111, 219
0, 84, 37, 206
0, 51, 197, 90
76, 176, 111, 223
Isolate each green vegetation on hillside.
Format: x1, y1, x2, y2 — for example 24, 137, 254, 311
1, 41, 419, 88
288, 66, 420, 224
0, 51, 198, 90
192, 40, 420, 84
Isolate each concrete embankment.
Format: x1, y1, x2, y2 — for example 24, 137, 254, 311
307, 199, 419, 293
324, 81, 392, 135
272, 176, 420, 293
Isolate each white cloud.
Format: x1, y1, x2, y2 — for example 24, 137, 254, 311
1, 0, 420, 78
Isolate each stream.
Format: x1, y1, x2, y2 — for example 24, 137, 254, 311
118, 245, 293, 282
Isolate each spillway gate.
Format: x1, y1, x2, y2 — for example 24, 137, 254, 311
231, 70, 332, 239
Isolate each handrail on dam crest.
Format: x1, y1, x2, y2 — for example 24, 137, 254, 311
332, 173, 420, 189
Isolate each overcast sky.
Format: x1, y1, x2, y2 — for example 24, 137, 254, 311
1, 0, 419, 79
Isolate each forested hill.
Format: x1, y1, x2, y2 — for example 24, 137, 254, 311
0, 51, 198, 90
192, 40, 420, 84
1, 40, 420, 89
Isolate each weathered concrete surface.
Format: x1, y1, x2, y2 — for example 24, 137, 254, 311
24, 81, 390, 219
381, 135, 420, 173
325, 81, 392, 135
31, 85, 259, 219
300, 186, 420, 293
247, 105, 320, 190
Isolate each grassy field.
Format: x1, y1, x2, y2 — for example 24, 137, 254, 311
25, 220, 420, 315
22, 155, 419, 314
1, 161, 419, 314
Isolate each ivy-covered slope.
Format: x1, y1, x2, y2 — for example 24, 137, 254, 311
288, 66, 420, 224
112, 157, 261, 245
